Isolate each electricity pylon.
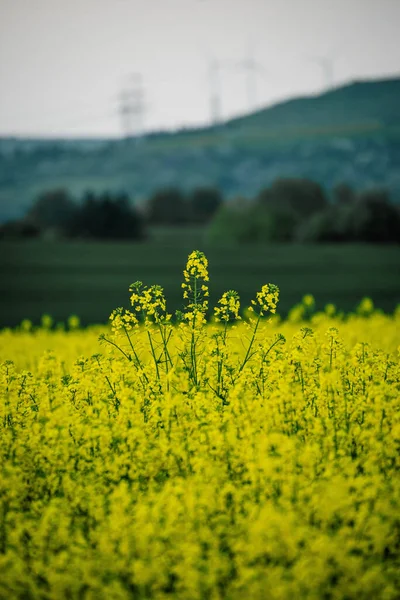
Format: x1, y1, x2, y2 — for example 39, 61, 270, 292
237, 51, 266, 111
230, 41, 271, 113
118, 73, 146, 140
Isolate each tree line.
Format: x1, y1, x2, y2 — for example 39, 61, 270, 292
1, 179, 399, 244
207, 180, 400, 244
0, 186, 224, 241
0, 190, 145, 241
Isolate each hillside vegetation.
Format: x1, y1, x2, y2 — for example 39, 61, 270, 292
1, 77, 400, 222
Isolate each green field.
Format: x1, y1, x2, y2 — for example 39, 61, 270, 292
1, 234, 399, 327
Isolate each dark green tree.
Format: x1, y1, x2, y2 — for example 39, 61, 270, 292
189, 187, 223, 224
71, 192, 145, 240
257, 178, 328, 219
332, 182, 356, 206
146, 188, 188, 225
297, 187, 400, 244
351, 189, 400, 243
28, 188, 78, 232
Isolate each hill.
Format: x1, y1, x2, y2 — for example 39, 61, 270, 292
225, 77, 400, 134
1, 76, 400, 222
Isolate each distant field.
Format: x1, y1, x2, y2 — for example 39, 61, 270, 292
0, 234, 399, 327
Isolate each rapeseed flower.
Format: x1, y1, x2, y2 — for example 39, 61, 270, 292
0, 251, 399, 600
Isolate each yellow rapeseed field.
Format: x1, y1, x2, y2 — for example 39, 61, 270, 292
1, 251, 399, 600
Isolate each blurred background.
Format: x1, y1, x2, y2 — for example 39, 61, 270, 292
0, 0, 399, 327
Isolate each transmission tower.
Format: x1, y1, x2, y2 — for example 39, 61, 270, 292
239, 45, 258, 111
204, 44, 270, 124
118, 73, 146, 140
233, 42, 270, 113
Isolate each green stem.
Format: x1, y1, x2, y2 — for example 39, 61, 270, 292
159, 324, 174, 369
159, 324, 173, 392
122, 325, 149, 383
191, 274, 198, 387
239, 313, 261, 373
147, 329, 160, 381
223, 320, 228, 345
102, 335, 132, 362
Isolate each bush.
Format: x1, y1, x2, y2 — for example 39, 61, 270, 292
27, 188, 78, 232
207, 200, 298, 244
296, 208, 340, 243
257, 178, 328, 219
351, 189, 400, 243
189, 187, 223, 224
297, 188, 400, 244
332, 182, 356, 206
0, 219, 41, 240
146, 188, 188, 225
252, 206, 298, 242
206, 198, 253, 244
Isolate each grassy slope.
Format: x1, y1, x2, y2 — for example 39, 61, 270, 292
1, 235, 399, 327
224, 78, 400, 133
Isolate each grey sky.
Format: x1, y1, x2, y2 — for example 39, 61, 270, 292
0, 0, 399, 137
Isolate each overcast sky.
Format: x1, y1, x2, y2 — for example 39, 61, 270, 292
0, 0, 399, 137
